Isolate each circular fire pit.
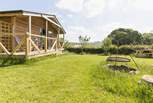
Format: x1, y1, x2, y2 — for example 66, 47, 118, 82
108, 64, 137, 73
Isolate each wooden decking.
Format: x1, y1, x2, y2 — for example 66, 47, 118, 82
0, 49, 63, 59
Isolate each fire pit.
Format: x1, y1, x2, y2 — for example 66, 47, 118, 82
108, 64, 137, 73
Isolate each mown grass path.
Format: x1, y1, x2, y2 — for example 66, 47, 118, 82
0, 54, 153, 103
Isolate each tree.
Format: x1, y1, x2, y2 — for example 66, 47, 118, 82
78, 35, 91, 53
108, 28, 143, 46
142, 33, 153, 45
102, 37, 112, 48
101, 37, 112, 54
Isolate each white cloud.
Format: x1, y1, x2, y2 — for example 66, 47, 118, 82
83, 0, 106, 18
56, 0, 106, 18
108, 0, 123, 10
132, 0, 153, 11
56, 0, 153, 42
56, 0, 84, 12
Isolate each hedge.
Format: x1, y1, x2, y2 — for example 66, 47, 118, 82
65, 48, 104, 54
65, 47, 135, 55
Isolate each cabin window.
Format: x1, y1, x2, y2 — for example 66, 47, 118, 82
39, 28, 46, 36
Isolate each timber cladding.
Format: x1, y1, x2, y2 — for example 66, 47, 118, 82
16, 16, 28, 33
15, 16, 58, 37
0, 17, 11, 23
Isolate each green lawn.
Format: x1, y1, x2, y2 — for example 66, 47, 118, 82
0, 54, 153, 103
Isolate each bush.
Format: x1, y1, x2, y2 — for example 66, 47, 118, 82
65, 48, 105, 54
119, 46, 135, 55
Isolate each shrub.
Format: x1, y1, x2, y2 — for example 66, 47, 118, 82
65, 46, 135, 55
65, 48, 105, 54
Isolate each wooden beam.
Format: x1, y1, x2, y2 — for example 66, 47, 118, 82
25, 33, 29, 57
0, 22, 2, 53
27, 32, 56, 40
42, 16, 62, 28
23, 13, 54, 18
0, 13, 22, 17
61, 42, 64, 48
62, 34, 65, 48
29, 39, 41, 53
56, 28, 60, 51
12, 36, 25, 53
51, 40, 57, 51
25, 16, 32, 57
45, 20, 48, 52
0, 42, 10, 55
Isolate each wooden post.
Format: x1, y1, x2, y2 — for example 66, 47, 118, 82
25, 33, 29, 57
11, 17, 16, 53
25, 16, 32, 57
62, 34, 65, 48
45, 20, 48, 52
56, 28, 60, 51
0, 22, 1, 53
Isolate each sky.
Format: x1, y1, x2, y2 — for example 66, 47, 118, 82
0, 0, 153, 42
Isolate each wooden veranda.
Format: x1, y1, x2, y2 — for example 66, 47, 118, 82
0, 10, 66, 59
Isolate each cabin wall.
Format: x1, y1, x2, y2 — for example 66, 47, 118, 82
15, 16, 58, 36
31, 17, 45, 35
0, 17, 11, 23
48, 23, 58, 38
15, 16, 28, 33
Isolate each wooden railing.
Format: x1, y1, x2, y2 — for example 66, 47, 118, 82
0, 31, 64, 56
27, 32, 57, 52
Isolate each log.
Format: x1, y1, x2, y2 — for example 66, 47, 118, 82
141, 75, 153, 84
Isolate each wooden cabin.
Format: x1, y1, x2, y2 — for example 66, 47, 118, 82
135, 49, 153, 58
0, 10, 66, 59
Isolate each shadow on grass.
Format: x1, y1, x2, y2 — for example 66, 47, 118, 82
0, 54, 65, 67
0, 57, 26, 67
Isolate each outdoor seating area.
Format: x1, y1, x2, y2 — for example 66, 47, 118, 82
136, 49, 153, 58
0, 10, 65, 59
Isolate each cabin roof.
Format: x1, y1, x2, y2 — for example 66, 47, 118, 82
0, 10, 54, 17
0, 10, 66, 34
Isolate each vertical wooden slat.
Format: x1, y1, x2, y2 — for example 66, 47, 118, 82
45, 20, 48, 52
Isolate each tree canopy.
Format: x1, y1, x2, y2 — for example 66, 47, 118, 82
142, 33, 153, 45
108, 28, 143, 45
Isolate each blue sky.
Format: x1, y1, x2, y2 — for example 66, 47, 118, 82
1, 0, 153, 42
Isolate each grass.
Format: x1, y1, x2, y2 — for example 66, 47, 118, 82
0, 54, 153, 103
